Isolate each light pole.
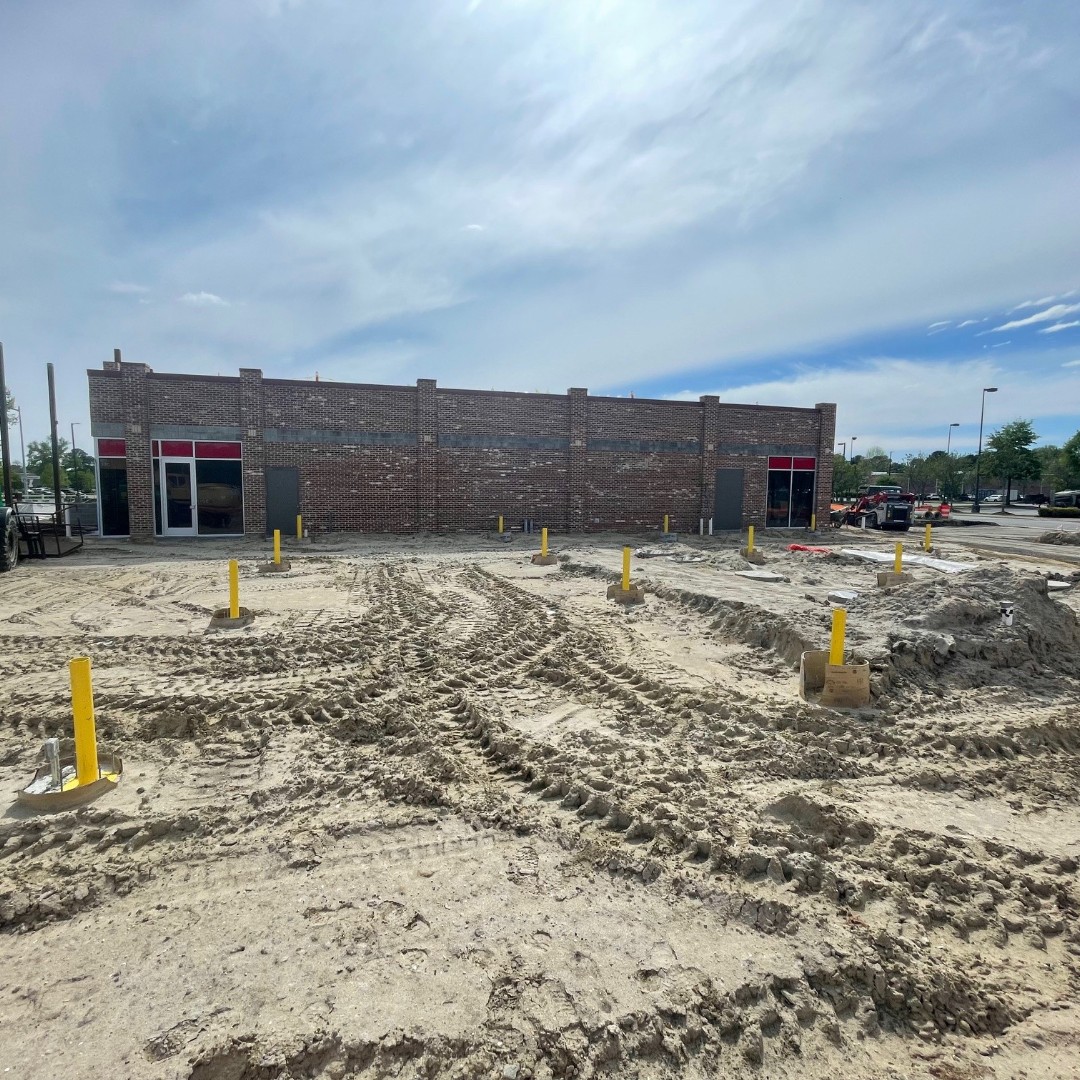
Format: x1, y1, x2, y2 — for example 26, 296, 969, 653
850, 436, 857, 462
15, 405, 27, 497
971, 388, 998, 514
837, 441, 846, 460
69, 422, 80, 495
946, 422, 959, 455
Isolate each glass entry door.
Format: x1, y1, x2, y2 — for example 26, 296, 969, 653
160, 458, 197, 535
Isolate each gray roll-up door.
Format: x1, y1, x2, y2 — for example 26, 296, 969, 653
713, 468, 744, 531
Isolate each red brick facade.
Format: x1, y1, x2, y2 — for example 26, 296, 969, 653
88, 361, 835, 539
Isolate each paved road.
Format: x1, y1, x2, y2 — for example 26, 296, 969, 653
932, 506, 1080, 565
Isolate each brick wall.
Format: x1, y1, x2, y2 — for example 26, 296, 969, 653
88, 363, 835, 537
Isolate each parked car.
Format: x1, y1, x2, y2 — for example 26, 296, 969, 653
983, 494, 1004, 503
1030, 494, 1050, 505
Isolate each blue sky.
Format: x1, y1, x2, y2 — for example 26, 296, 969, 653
1, 1, 1078, 457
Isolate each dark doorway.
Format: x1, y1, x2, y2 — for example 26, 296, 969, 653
99, 459, 129, 536
266, 467, 299, 537
713, 468, 744, 531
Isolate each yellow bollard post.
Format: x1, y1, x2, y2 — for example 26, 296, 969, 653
70, 657, 99, 787
498, 515, 504, 534
622, 547, 631, 592
296, 513, 303, 540
273, 529, 281, 565
924, 523, 932, 552
747, 525, 755, 554
541, 527, 548, 558
229, 559, 240, 620
663, 514, 669, 534
829, 608, 846, 666
895, 542, 903, 574
810, 513, 816, 531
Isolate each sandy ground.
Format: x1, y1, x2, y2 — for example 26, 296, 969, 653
1, 527, 1079, 1080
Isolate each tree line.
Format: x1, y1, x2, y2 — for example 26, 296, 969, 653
831, 420, 1080, 503
3, 389, 96, 493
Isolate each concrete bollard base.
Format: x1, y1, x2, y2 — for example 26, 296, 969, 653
740, 548, 766, 564
257, 560, 292, 574
208, 606, 255, 630
531, 554, 558, 565
799, 649, 871, 708
607, 583, 645, 605
876, 571, 912, 587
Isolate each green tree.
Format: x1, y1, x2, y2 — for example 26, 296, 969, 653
3, 387, 15, 427
65, 447, 96, 494
1061, 431, 1080, 489
983, 420, 1040, 506
26, 437, 69, 490
831, 454, 860, 500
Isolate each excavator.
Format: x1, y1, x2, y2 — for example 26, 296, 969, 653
832, 484, 915, 531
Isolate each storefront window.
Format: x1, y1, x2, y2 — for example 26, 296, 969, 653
99, 458, 129, 536
766, 456, 816, 527
196, 459, 245, 534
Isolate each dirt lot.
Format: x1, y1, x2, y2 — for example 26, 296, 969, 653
2, 528, 1079, 1079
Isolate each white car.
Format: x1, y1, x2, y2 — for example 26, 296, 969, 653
983, 494, 1004, 503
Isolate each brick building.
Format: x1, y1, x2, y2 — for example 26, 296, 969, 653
88, 358, 835, 540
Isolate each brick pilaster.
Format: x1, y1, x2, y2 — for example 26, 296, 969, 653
814, 402, 837, 527
120, 362, 153, 541
567, 387, 588, 531
416, 378, 438, 530
239, 368, 266, 536
699, 395, 720, 526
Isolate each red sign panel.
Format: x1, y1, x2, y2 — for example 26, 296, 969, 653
151, 440, 159, 456
159, 440, 194, 457
195, 441, 242, 459
97, 438, 127, 457
768, 456, 792, 470
793, 457, 817, 470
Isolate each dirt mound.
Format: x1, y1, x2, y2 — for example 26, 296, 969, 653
1038, 530, 1080, 546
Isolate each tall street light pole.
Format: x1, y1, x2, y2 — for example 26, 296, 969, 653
850, 436, 857, 462
16, 405, 28, 497
972, 388, 998, 514
837, 441, 846, 460
946, 422, 959, 455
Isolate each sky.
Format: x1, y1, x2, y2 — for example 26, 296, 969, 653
1, 0, 1079, 460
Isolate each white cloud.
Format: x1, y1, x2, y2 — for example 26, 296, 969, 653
463, 223, 485, 232
991, 302, 1080, 332
1039, 320, 1080, 334
109, 282, 149, 295
179, 291, 229, 307
957, 318, 981, 328
1063, 358, 1080, 368
927, 320, 950, 329
669, 353, 1080, 453
1008, 294, 1056, 312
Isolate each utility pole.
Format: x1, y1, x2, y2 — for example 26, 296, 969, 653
16, 406, 27, 495
70, 422, 80, 495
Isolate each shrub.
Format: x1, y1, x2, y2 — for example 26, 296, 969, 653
1038, 506, 1080, 517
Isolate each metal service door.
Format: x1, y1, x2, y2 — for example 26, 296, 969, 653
713, 468, 744, 531
265, 467, 299, 537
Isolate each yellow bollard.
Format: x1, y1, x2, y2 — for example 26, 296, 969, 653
894, 542, 903, 574
747, 525, 755, 554
273, 529, 281, 565
70, 657, 99, 787
229, 559, 240, 620
498, 515, 504, 534
663, 514, 669, 534
296, 513, 303, 540
829, 608, 846, 666
622, 546, 631, 592
810, 513, 816, 531
541, 527, 548, 558
924, 523, 932, 552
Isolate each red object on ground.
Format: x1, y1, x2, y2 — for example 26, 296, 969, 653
788, 544, 831, 554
